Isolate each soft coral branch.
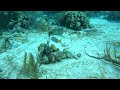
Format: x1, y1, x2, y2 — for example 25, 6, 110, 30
84, 44, 120, 67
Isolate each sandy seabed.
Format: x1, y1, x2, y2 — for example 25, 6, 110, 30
0, 18, 120, 79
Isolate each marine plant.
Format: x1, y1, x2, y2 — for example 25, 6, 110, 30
84, 44, 120, 67
36, 51, 42, 66
21, 52, 39, 79
22, 52, 28, 73
28, 53, 39, 79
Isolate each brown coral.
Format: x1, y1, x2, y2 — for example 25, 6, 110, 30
62, 11, 91, 31
37, 42, 79, 64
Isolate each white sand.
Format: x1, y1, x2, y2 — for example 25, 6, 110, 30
0, 18, 120, 79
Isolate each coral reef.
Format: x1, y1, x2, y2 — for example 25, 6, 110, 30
0, 11, 20, 30
37, 42, 79, 64
61, 11, 91, 31
0, 11, 35, 33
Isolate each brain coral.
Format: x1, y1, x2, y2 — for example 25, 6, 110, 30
62, 11, 91, 31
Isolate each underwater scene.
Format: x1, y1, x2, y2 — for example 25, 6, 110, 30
0, 11, 120, 79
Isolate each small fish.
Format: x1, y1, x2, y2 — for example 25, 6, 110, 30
49, 28, 64, 36
51, 37, 62, 44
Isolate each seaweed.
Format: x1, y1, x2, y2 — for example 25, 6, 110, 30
36, 52, 42, 66
28, 53, 39, 79
21, 52, 39, 79
84, 44, 120, 67
22, 52, 28, 73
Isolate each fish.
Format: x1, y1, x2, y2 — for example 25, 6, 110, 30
48, 28, 64, 36
51, 37, 62, 44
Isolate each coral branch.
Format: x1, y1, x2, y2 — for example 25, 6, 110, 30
84, 44, 120, 67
